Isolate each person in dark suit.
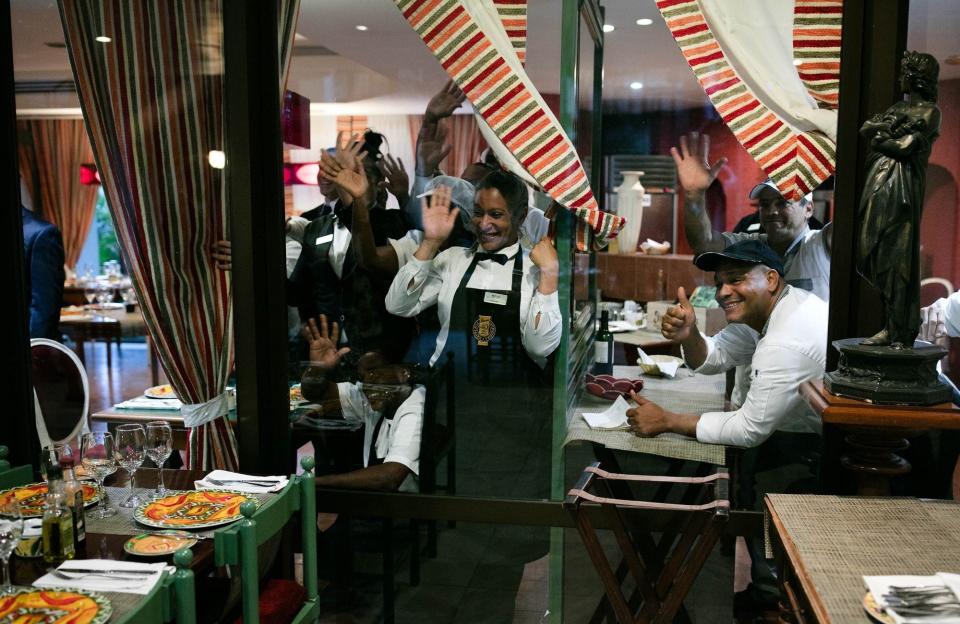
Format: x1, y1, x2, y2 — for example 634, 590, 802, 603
21, 207, 65, 339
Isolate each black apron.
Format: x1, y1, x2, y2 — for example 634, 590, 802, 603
447, 249, 551, 499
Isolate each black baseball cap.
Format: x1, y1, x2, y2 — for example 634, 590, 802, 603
693, 240, 785, 275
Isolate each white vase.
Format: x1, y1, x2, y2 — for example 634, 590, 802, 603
615, 170, 645, 254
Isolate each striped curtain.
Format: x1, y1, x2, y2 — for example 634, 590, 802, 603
60, 0, 300, 470
16, 119, 98, 269
656, 0, 840, 201
393, 0, 624, 251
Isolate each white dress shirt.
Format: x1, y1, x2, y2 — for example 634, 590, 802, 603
336, 383, 425, 492
385, 242, 562, 367
688, 286, 828, 447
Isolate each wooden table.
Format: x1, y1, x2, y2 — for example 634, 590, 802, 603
766, 493, 960, 623
614, 328, 681, 361
800, 378, 960, 494
59, 305, 160, 384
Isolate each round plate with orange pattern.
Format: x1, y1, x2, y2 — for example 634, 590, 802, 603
0, 482, 99, 518
0, 588, 112, 624
134, 489, 257, 529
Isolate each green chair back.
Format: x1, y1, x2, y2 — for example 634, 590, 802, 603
112, 548, 196, 624
0, 445, 33, 490
214, 457, 318, 624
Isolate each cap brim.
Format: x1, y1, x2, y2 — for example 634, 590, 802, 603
749, 180, 781, 200
693, 250, 782, 274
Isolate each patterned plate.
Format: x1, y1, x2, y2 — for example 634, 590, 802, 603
0, 588, 112, 624
144, 384, 175, 399
124, 530, 198, 556
134, 490, 257, 529
863, 592, 896, 624
0, 482, 99, 518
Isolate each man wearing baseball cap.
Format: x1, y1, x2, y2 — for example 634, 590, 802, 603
671, 132, 832, 303
627, 240, 827, 448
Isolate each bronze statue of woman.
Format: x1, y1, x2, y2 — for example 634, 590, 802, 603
857, 51, 941, 349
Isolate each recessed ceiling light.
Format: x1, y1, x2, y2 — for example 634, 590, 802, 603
355, 25, 368, 31
602, 24, 615, 33
636, 18, 654, 26
630, 81, 643, 90
793, 59, 803, 66
95, 36, 111, 43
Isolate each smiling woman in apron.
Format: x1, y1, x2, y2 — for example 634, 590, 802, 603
385, 170, 561, 499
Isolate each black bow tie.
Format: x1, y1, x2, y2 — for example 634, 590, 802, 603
475, 252, 508, 265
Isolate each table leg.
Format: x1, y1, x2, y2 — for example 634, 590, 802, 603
839, 429, 919, 496
147, 336, 160, 386
75, 338, 86, 365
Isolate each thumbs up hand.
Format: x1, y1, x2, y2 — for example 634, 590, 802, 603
660, 286, 697, 342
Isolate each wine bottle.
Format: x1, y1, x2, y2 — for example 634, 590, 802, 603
62, 455, 86, 552
594, 310, 614, 375
41, 464, 75, 563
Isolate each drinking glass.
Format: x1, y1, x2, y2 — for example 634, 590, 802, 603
145, 422, 173, 497
114, 424, 146, 508
80, 431, 117, 519
0, 500, 22, 594
39, 447, 58, 481
83, 286, 97, 305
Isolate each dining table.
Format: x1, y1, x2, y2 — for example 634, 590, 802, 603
8, 468, 250, 622
58, 304, 160, 384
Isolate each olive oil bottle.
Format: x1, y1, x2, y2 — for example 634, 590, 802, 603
41, 464, 76, 563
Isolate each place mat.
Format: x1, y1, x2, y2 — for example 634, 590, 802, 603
565, 367, 728, 465
766, 495, 960, 622
85, 487, 275, 536
565, 414, 727, 465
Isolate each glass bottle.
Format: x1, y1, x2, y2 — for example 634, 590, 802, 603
61, 453, 86, 552
41, 464, 75, 563
593, 310, 614, 375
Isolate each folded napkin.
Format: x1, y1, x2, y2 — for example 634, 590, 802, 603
34, 559, 168, 595
864, 573, 960, 623
583, 395, 631, 430
115, 396, 183, 411
637, 349, 681, 378
195, 470, 288, 493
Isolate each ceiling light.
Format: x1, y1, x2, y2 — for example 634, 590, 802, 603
793, 59, 803, 66
95, 36, 111, 43
355, 25, 368, 31
630, 81, 643, 90
636, 18, 654, 26
602, 24, 615, 33
208, 150, 226, 169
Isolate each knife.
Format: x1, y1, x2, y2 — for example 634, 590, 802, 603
57, 567, 157, 575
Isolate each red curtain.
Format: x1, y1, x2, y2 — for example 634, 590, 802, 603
17, 119, 98, 269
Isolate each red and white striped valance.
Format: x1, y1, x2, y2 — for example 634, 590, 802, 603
394, 0, 624, 250
657, 0, 841, 201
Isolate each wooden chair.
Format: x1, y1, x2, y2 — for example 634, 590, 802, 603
30, 338, 91, 449
214, 457, 318, 624
563, 463, 730, 624
112, 549, 196, 624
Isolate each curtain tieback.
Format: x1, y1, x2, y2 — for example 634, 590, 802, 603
181, 392, 231, 428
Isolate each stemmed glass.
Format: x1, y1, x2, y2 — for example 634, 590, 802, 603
0, 500, 23, 594
83, 285, 97, 306
114, 424, 146, 508
145, 422, 173, 498
80, 432, 117, 519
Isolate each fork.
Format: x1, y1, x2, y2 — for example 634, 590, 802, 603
206, 478, 281, 487
48, 569, 153, 582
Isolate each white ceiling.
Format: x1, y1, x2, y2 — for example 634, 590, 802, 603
11, 0, 960, 115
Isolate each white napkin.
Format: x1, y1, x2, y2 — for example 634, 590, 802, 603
637, 349, 681, 378
115, 396, 183, 411
583, 395, 631, 430
195, 470, 288, 493
864, 573, 960, 623
34, 560, 168, 595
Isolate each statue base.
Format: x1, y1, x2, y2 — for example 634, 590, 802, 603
824, 338, 952, 405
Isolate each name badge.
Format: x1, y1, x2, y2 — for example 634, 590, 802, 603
315, 234, 334, 246
483, 292, 508, 306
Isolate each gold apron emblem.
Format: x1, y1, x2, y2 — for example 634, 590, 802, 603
472, 314, 496, 347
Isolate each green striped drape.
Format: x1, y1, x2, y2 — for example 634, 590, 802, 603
59, 0, 300, 470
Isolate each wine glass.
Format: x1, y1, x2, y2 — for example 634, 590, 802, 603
39, 447, 58, 481
115, 424, 146, 508
80, 431, 117, 519
83, 285, 97, 305
145, 422, 173, 497
0, 500, 23, 594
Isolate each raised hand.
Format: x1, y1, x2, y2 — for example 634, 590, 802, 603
319, 132, 369, 202
670, 132, 727, 196
661, 286, 697, 342
416, 120, 452, 176
212, 240, 232, 271
425, 79, 466, 122
377, 154, 410, 201
302, 315, 351, 372
530, 237, 558, 271
421, 185, 459, 246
